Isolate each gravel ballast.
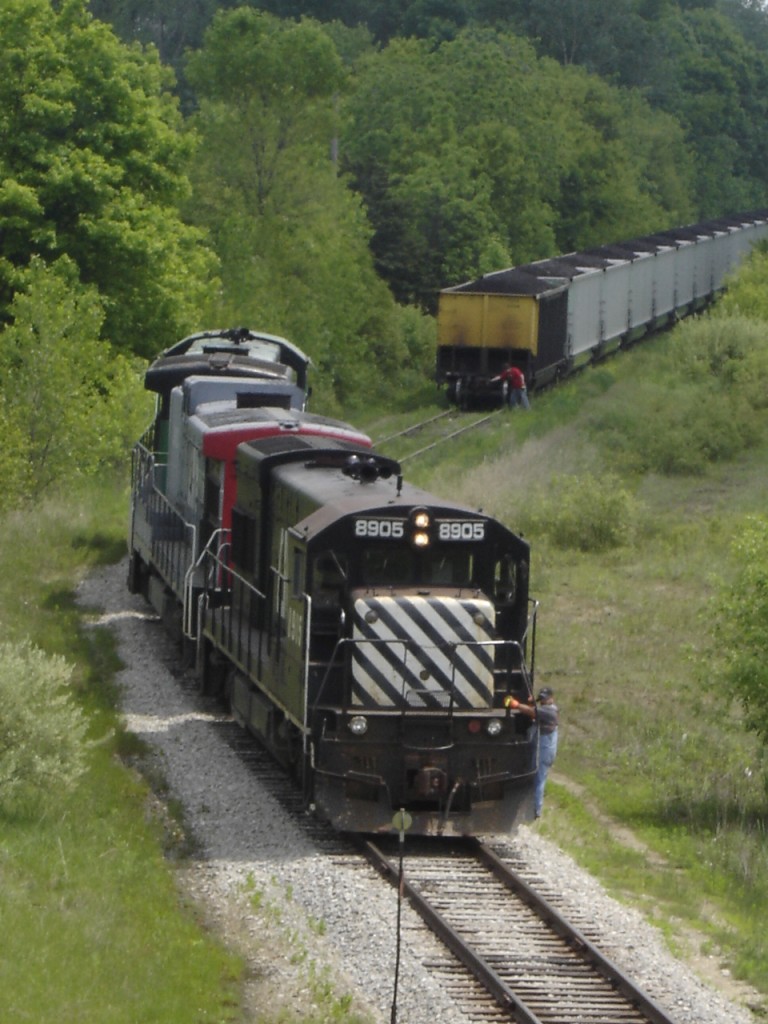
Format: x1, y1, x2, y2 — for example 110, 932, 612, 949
78, 560, 761, 1024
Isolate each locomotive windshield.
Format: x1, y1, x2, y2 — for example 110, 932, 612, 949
360, 546, 475, 587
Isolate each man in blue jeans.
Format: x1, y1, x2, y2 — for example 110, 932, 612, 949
492, 364, 530, 409
532, 688, 558, 817
509, 687, 559, 817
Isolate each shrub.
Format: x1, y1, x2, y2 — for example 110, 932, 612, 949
713, 515, 768, 746
0, 641, 90, 813
717, 247, 768, 323
519, 472, 638, 551
589, 315, 767, 476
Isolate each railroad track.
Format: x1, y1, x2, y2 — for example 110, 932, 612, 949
359, 835, 680, 1024
374, 407, 504, 464
179, 675, 680, 1024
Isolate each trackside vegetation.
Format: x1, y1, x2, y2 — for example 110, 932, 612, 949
0, 484, 245, 1023
0, 641, 90, 812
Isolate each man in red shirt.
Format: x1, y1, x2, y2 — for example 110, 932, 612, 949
495, 365, 530, 409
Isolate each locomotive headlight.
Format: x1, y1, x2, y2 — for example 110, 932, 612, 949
410, 507, 432, 548
486, 718, 503, 737
348, 715, 369, 736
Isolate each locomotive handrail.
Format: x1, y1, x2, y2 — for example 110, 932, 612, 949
183, 527, 231, 639
197, 534, 265, 597
131, 439, 197, 604
522, 597, 539, 682
198, 542, 271, 683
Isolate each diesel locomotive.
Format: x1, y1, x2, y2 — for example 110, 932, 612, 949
129, 339, 540, 835
196, 434, 539, 835
437, 210, 768, 405
141, 326, 310, 460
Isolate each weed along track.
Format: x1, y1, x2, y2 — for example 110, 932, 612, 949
359, 835, 680, 1024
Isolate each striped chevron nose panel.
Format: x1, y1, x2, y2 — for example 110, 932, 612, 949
351, 596, 495, 709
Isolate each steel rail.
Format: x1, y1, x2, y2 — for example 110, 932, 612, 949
398, 410, 503, 463
359, 835, 681, 1024
471, 838, 678, 1024
373, 409, 454, 445
359, 837, 546, 1024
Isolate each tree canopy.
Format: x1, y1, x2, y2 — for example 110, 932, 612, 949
184, 9, 436, 408
84, 0, 768, 310
340, 29, 694, 308
0, 0, 216, 356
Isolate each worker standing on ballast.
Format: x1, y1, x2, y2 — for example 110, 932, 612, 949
505, 687, 559, 817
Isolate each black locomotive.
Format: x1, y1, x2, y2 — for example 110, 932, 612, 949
196, 434, 539, 835
129, 336, 540, 835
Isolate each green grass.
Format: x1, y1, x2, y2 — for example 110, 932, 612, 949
0, 760, 242, 1024
0, 477, 246, 1024
0, 475, 374, 1024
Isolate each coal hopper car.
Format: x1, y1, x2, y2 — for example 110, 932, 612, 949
437, 210, 768, 406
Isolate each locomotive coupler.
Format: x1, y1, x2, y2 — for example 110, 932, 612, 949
413, 765, 448, 798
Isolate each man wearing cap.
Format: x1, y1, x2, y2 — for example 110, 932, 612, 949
507, 687, 559, 817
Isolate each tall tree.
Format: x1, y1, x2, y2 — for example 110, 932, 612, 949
184, 10, 428, 408
0, 0, 216, 357
341, 28, 695, 308
0, 258, 151, 504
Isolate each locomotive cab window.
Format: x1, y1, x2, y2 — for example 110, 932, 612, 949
231, 507, 258, 572
494, 554, 517, 604
361, 547, 474, 587
312, 553, 347, 607
431, 551, 473, 586
291, 549, 305, 599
